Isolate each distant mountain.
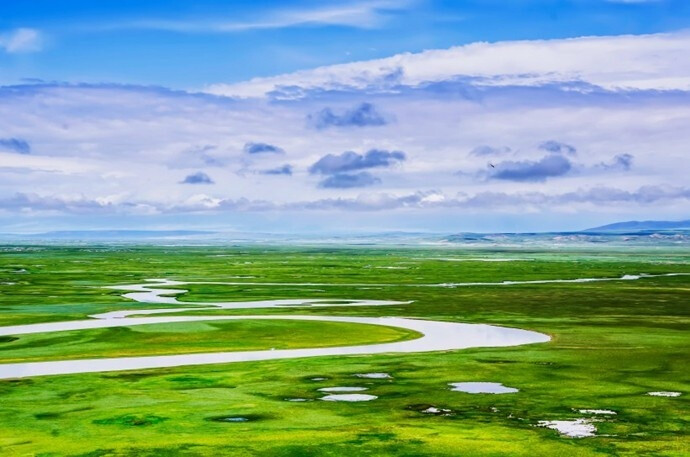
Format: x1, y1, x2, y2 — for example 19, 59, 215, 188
24, 230, 216, 239
584, 220, 690, 232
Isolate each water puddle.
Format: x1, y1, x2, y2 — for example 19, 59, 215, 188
218, 417, 248, 422
434, 258, 523, 262
422, 406, 451, 414
537, 419, 597, 438
578, 409, 616, 415
449, 382, 518, 394
320, 394, 378, 402
207, 414, 264, 423
407, 404, 452, 415
318, 387, 368, 392
354, 373, 392, 379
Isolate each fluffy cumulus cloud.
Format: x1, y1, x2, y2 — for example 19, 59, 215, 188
0, 138, 31, 154
181, 171, 214, 184
484, 141, 633, 181
599, 153, 634, 171
309, 149, 405, 174
309, 149, 406, 189
1, 31, 689, 229
489, 154, 573, 182
539, 140, 576, 156
308, 102, 387, 129
243, 142, 285, 154
309, 149, 404, 188
319, 171, 381, 188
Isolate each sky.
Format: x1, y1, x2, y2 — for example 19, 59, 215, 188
1, 0, 689, 234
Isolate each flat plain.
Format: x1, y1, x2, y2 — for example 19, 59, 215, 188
0, 245, 688, 456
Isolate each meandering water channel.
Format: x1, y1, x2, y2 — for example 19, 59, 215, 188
8, 273, 683, 379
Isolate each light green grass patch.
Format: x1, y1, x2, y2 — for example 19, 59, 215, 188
0, 319, 421, 363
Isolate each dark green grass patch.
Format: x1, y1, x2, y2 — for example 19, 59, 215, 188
93, 414, 168, 427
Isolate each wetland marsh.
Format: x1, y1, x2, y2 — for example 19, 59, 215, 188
0, 245, 688, 456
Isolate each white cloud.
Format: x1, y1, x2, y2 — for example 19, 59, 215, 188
4, 185, 689, 215
101, 1, 411, 33
1, 31, 689, 227
0, 28, 43, 53
219, 0, 407, 31
206, 30, 690, 97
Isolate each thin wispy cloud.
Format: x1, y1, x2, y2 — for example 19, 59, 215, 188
6, 185, 688, 214
261, 164, 293, 176
309, 149, 405, 175
96, 1, 411, 33
0, 28, 42, 53
469, 145, 512, 157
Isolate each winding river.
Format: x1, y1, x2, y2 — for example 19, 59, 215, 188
7, 273, 682, 379
0, 273, 687, 379
0, 278, 554, 379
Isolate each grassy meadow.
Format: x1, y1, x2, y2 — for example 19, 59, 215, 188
0, 245, 688, 456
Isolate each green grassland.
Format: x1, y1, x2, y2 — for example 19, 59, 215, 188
0, 245, 688, 456
0, 319, 420, 363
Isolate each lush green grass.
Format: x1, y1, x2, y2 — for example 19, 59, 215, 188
0, 245, 688, 456
0, 319, 420, 363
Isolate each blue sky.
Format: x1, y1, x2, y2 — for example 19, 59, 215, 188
1, 0, 689, 233
2, 0, 690, 87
